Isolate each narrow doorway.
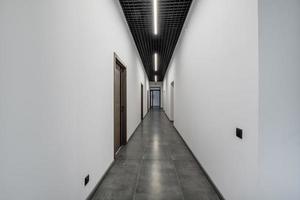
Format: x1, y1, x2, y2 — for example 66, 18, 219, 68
170, 81, 174, 122
147, 90, 150, 112
150, 88, 161, 108
114, 53, 127, 158
141, 84, 143, 120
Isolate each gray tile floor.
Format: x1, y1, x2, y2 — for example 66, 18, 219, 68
91, 109, 220, 200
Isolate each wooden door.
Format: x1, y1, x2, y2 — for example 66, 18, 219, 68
114, 64, 121, 154
114, 54, 127, 158
170, 81, 174, 121
141, 84, 143, 120
147, 90, 150, 111
120, 66, 127, 146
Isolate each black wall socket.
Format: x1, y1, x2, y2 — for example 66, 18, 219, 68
236, 128, 243, 139
84, 174, 89, 186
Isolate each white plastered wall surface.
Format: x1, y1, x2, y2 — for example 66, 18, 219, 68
0, 0, 148, 199
164, 0, 259, 199
163, 0, 300, 199
258, 0, 300, 199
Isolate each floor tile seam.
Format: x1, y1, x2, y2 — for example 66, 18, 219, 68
127, 117, 149, 200
164, 120, 186, 200
132, 137, 147, 200
115, 158, 140, 162
166, 114, 222, 199
170, 156, 186, 200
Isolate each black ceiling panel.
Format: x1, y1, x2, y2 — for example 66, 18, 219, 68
119, 0, 192, 81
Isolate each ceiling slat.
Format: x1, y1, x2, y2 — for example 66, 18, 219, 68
120, 0, 192, 81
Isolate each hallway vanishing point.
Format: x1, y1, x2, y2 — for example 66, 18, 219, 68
91, 109, 220, 200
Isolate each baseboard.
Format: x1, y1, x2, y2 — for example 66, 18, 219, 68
87, 111, 151, 200
127, 122, 141, 143
86, 161, 115, 200
163, 110, 174, 122
174, 127, 225, 200
142, 109, 150, 120
162, 113, 225, 200
86, 127, 138, 200
127, 109, 151, 144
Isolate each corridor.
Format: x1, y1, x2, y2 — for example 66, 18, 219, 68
91, 109, 220, 200
1, 0, 299, 199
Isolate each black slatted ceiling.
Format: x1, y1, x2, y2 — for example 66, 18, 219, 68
119, 0, 192, 81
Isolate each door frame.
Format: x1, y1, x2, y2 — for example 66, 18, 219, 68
113, 53, 127, 158
141, 83, 143, 120
170, 81, 174, 122
150, 88, 161, 108
147, 90, 150, 112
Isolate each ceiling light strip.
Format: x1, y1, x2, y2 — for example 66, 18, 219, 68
154, 53, 158, 71
153, 0, 158, 35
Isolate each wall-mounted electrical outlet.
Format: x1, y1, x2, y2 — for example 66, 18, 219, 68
236, 128, 243, 139
84, 175, 89, 186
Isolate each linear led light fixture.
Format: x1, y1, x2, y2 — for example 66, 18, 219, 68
153, 0, 158, 35
154, 53, 158, 71
155, 75, 157, 82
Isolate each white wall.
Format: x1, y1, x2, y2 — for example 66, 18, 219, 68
163, 59, 176, 120
164, 1, 300, 199
163, 1, 260, 199
128, 57, 149, 137
258, 0, 300, 199
0, 0, 148, 199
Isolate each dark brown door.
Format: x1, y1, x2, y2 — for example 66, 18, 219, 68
114, 55, 127, 157
147, 90, 150, 111
120, 66, 127, 146
114, 64, 121, 154
150, 90, 152, 108
141, 84, 143, 120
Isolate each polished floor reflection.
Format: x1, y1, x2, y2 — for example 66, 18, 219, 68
91, 109, 220, 200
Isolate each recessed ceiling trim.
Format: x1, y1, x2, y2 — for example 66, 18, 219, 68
120, 0, 192, 81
